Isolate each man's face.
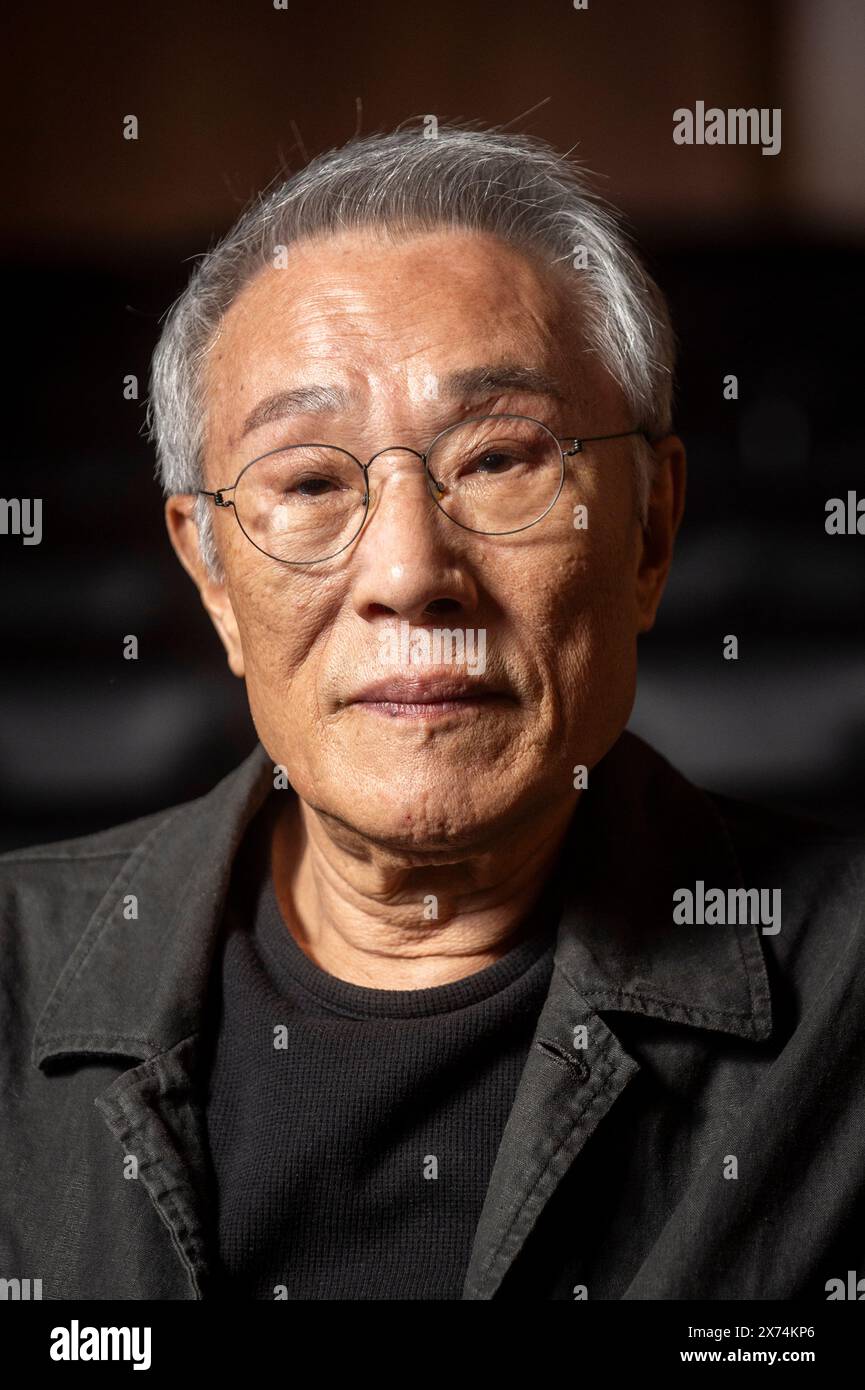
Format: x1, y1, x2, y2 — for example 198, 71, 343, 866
169, 227, 680, 851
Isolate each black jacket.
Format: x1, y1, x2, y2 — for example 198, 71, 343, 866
1, 731, 864, 1300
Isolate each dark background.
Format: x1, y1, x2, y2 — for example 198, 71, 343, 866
2, 0, 863, 850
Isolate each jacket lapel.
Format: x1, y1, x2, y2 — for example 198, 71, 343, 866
463, 731, 773, 1298
32, 741, 275, 1297
462, 972, 640, 1298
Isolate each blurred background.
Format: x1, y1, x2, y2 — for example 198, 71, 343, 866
1, 0, 863, 850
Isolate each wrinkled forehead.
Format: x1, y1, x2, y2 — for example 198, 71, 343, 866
201, 227, 610, 454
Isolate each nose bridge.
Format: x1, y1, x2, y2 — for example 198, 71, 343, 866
366, 443, 427, 471
362, 443, 451, 526
351, 440, 466, 619
356, 444, 458, 592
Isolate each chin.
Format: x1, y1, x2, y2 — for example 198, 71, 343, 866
320, 769, 530, 854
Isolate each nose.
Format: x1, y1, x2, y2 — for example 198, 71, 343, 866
350, 446, 478, 625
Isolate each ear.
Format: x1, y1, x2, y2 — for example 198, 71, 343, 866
634, 435, 687, 634
164, 495, 245, 677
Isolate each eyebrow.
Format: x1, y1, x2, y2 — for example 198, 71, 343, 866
238, 363, 570, 440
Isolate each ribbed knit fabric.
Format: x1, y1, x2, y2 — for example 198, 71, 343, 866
203, 795, 562, 1301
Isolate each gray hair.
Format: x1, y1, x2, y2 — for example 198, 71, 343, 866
147, 122, 676, 577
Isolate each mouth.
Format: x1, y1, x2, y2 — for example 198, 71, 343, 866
344, 674, 512, 720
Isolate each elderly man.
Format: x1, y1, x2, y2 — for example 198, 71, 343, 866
1, 125, 864, 1304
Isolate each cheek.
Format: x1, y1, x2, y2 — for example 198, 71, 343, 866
227, 564, 337, 708
539, 510, 637, 639
524, 515, 639, 716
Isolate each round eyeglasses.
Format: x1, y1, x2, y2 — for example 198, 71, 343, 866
199, 414, 647, 565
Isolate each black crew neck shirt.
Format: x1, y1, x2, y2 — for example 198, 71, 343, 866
203, 795, 563, 1301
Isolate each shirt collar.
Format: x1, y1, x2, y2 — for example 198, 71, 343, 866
33, 730, 771, 1069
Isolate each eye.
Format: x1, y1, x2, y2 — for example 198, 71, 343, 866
473, 450, 517, 475
291, 475, 339, 497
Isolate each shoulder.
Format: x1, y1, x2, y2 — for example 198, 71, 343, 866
707, 787, 865, 887
617, 730, 865, 996
0, 802, 192, 992
706, 787, 865, 998
0, 796, 193, 880
0, 741, 272, 988
0, 804, 179, 869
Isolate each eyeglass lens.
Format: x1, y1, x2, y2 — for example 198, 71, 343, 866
232, 415, 565, 563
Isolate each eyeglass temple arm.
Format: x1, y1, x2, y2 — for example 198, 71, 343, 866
560, 428, 652, 456
198, 487, 236, 506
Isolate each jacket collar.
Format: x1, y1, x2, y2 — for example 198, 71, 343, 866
33, 741, 275, 1069
33, 730, 771, 1070
552, 733, 772, 1041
